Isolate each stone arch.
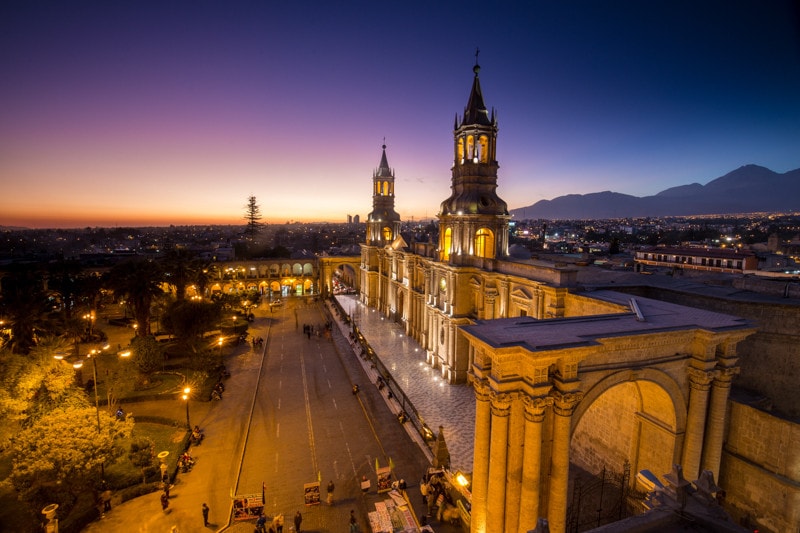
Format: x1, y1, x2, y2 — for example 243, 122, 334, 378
292, 263, 303, 275
303, 263, 313, 276
571, 368, 687, 485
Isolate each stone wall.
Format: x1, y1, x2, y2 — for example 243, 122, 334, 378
572, 382, 638, 475
616, 285, 800, 418
720, 398, 800, 533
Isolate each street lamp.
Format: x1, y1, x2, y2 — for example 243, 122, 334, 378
182, 387, 191, 429
217, 336, 224, 365
87, 344, 111, 432
72, 360, 84, 386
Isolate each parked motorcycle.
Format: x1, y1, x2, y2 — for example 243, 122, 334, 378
178, 453, 195, 472
190, 426, 205, 445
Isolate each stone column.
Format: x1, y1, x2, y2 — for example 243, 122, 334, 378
681, 368, 716, 480
701, 366, 739, 477
471, 381, 492, 533
504, 394, 524, 533
519, 396, 551, 532
547, 390, 583, 533
486, 393, 512, 533
547, 390, 582, 533
498, 279, 509, 318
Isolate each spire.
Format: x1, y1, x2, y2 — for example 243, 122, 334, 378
378, 141, 390, 176
462, 49, 491, 126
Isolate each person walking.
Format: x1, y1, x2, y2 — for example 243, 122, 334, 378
160, 492, 169, 511
294, 510, 302, 533
272, 513, 284, 533
326, 480, 335, 505
202, 503, 210, 526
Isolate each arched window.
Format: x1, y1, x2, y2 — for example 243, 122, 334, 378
443, 228, 452, 261
382, 181, 389, 196
457, 137, 465, 163
478, 135, 489, 163
383, 226, 393, 241
475, 228, 494, 258
466, 135, 475, 161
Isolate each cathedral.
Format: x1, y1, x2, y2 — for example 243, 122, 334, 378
360, 60, 582, 385
358, 61, 758, 533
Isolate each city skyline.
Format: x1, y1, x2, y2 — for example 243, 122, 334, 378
1, 1, 799, 229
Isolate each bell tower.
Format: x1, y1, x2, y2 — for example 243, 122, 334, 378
366, 143, 402, 246
438, 55, 509, 263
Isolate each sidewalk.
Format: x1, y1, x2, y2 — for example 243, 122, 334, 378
332, 296, 476, 473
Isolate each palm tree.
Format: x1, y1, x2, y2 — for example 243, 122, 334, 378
161, 248, 197, 301
105, 259, 165, 337
0, 263, 50, 354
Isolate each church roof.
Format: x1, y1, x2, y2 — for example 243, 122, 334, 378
461, 64, 493, 127
376, 144, 392, 178
461, 291, 754, 353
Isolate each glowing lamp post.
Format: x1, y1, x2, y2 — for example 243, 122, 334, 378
218, 336, 224, 365
88, 344, 110, 431
182, 387, 191, 429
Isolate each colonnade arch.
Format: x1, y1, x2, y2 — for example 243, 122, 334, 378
462, 294, 755, 533
570, 369, 687, 492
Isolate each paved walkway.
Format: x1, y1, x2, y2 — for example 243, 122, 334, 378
333, 296, 476, 474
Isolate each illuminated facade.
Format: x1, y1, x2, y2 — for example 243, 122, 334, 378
360, 62, 572, 383
357, 62, 759, 533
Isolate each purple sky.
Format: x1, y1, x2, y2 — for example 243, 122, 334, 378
1, 1, 799, 228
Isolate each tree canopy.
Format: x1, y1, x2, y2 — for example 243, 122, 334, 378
11, 406, 133, 508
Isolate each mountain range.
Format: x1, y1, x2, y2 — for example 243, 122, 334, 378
509, 165, 800, 220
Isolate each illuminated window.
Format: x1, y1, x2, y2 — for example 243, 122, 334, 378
478, 135, 489, 163
442, 228, 452, 261
383, 226, 393, 241
475, 228, 494, 258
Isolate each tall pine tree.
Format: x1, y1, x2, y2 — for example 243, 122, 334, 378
243, 195, 264, 240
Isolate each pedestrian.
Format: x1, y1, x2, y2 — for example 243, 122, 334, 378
349, 509, 358, 532
294, 510, 302, 533
100, 483, 112, 512
202, 502, 210, 526
160, 492, 169, 511
256, 513, 267, 532
326, 480, 335, 505
272, 513, 284, 533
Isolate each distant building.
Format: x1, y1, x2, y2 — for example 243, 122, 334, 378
634, 246, 757, 274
